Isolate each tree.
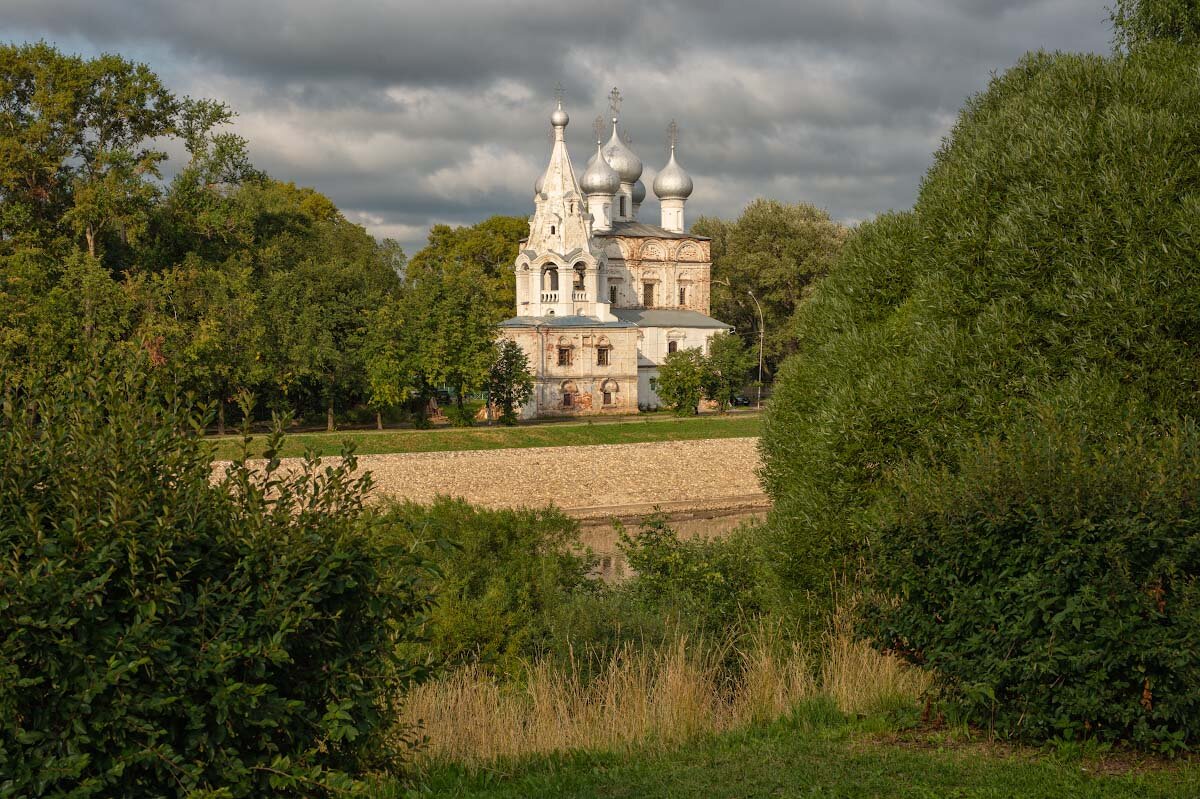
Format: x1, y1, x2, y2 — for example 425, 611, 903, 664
400, 217, 526, 419
692, 200, 848, 376
1112, 0, 1200, 49
655, 348, 705, 415
488, 339, 534, 424
760, 26, 1200, 747
701, 332, 755, 411
363, 303, 415, 430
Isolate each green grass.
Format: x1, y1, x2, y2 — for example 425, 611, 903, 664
208, 413, 762, 460
391, 700, 1200, 799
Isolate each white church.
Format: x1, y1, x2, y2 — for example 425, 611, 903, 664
499, 89, 730, 418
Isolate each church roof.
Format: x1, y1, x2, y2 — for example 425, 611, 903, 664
592, 220, 709, 241
611, 309, 732, 329
499, 314, 635, 329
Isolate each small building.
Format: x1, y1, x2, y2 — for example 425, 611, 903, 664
499, 90, 730, 418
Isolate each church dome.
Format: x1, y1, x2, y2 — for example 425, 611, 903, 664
550, 101, 569, 129
653, 147, 693, 200
580, 142, 620, 195
603, 121, 642, 184
534, 173, 544, 195
632, 178, 646, 204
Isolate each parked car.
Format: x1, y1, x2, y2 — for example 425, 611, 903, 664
731, 395, 752, 407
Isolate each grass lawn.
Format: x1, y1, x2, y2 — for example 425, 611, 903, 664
393, 701, 1200, 799
208, 413, 761, 460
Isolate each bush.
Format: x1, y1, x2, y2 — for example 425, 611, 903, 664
869, 403, 1200, 751
759, 36, 1200, 746
0, 358, 436, 796
377, 498, 595, 675
618, 514, 775, 637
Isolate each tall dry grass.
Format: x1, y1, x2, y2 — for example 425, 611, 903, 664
401, 621, 930, 766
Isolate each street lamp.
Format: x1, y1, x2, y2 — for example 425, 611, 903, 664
747, 290, 764, 408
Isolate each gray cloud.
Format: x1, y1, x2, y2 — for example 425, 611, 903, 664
5, 0, 1112, 254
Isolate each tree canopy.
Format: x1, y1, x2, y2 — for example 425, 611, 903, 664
760, 25, 1200, 747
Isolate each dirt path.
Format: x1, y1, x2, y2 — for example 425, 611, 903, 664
349, 436, 765, 513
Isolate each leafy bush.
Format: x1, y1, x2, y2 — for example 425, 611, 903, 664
0, 358, 436, 796
618, 514, 775, 637
759, 33, 1200, 746
378, 498, 595, 675
869, 402, 1200, 751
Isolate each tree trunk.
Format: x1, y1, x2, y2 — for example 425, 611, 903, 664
85, 226, 96, 259
376, 410, 383, 431
217, 401, 226, 436
327, 400, 335, 432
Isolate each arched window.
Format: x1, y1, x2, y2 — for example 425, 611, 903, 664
596, 336, 611, 366
550, 224, 556, 235
601, 379, 619, 405
678, 286, 687, 306
619, 196, 627, 217
573, 263, 586, 290
544, 267, 559, 291
561, 380, 578, 408
668, 340, 678, 354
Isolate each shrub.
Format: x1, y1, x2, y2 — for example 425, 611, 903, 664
0, 358, 436, 796
618, 514, 775, 637
759, 31, 1200, 745
869, 402, 1200, 751
377, 498, 595, 675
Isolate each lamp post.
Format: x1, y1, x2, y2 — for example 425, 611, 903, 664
747, 289, 764, 408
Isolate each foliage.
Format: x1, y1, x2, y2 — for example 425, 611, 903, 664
655, 347, 706, 415
869, 404, 1200, 751
488, 339, 535, 424
701, 332, 756, 411
399, 218, 527, 416
759, 32, 1200, 746
378, 498, 594, 676
693, 200, 848, 376
618, 515, 773, 636
1113, 0, 1200, 50
0, 356, 437, 797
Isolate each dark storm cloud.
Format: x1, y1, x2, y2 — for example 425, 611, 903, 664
5, 0, 1113, 253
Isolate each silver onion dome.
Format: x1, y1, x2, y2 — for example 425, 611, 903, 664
534, 173, 544, 195
602, 120, 642, 184
580, 142, 620, 195
550, 101, 569, 128
653, 146, 693, 200
632, 178, 646, 204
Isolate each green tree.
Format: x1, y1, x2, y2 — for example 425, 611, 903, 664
1113, 0, 1200, 49
701, 332, 755, 412
488, 338, 535, 425
400, 217, 525, 418
363, 303, 415, 430
693, 200, 848, 376
760, 23, 1200, 747
656, 347, 706, 415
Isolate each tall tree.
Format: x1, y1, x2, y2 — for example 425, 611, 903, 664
487, 339, 534, 425
693, 200, 848, 376
655, 348, 706, 415
701, 332, 755, 412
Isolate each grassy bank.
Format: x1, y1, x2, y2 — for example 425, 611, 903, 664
207, 413, 761, 460
397, 706, 1200, 799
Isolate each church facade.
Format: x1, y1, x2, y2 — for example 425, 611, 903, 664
499, 90, 730, 418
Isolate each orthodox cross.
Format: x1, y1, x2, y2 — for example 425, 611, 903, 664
593, 115, 606, 145
667, 120, 679, 150
554, 82, 565, 106
608, 86, 622, 121
622, 130, 633, 147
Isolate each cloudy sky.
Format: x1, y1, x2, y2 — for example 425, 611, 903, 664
7, 0, 1113, 255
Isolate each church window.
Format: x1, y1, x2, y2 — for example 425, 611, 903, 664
573, 264, 586, 289
643, 282, 655, 308
562, 392, 573, 407
620, 196, 626, 217
609, 285, 617, 303
544, 267, 558, 291
550, 225, 556, 235
597, 346, 610, 366
602, 390, 612, 405
668, 340, 678, 354
678, 286, 687, 306
557, 346, 571, 366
